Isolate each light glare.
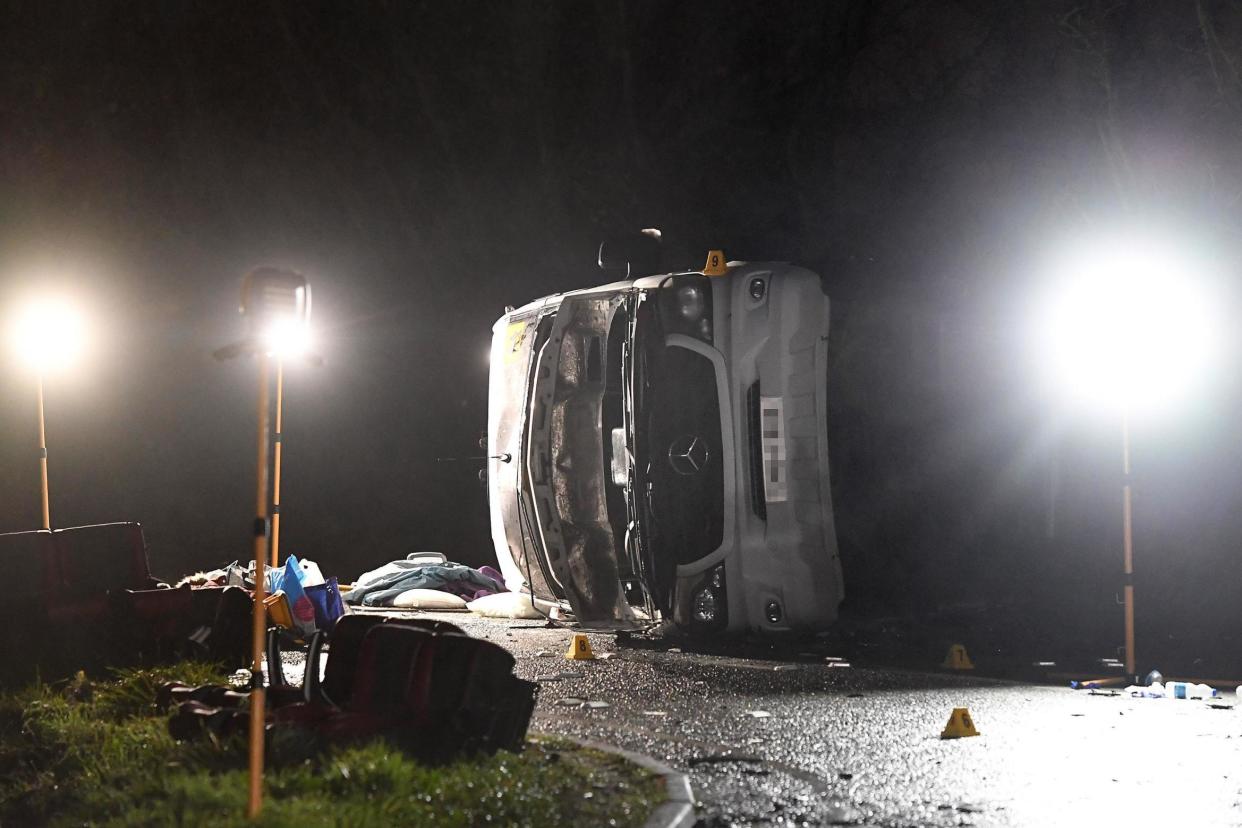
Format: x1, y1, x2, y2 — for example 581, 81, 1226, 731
1036, 240, 1219, 417
8, 297, 88, 374
261, 316, 311, 357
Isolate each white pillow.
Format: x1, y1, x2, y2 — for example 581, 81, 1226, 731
390, 588, 468, 610
467, 592, 557, 619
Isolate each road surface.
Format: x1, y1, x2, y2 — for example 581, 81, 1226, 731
294, 611, 1242, 826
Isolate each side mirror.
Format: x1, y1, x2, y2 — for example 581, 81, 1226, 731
598, 229, 662, 278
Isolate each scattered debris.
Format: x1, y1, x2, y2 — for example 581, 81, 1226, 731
534, 651, 552, 657
597, 652, 616, 661
555, 697, 609, 709
168, 614, 539, 761
745, 710, 772, 718
1122, 681, 1220, 700
667, 647, 683, 653
642, 710, 667, 717
1071, 677, 1127, 690
773, 665, 796, 672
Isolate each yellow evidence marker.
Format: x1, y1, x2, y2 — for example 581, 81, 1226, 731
565, 633, 596, 660
940, 707, 980, 739
942, 643, 974, 670
702, 250, 729, 276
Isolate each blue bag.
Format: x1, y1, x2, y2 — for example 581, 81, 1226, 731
305, 576, 346, 633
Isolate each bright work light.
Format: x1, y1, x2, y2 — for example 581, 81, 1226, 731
5, 293, 90, 531
1031, 232, 1221, 679
239, 268, 312, 358
1034, 238, 1219, 418
8, 296, 87, 375
260, 314, 311, 358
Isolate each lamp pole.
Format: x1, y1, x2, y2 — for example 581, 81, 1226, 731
270, 357, 284, 569
212, 266, 312, 821
36, 374, 51, 530
246, 351, 270, 820
1121, 409, 1136, 677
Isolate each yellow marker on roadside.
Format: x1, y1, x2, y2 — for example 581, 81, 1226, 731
940, 707, 980, 739
942, 643, 974, 670
565, 633, 596, 660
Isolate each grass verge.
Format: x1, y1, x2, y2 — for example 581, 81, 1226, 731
0, 664, 664, 827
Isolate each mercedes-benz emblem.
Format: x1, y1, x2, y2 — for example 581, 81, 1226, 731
668, 434, 710, 476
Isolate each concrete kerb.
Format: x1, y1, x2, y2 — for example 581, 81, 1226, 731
571, 738, 696, 828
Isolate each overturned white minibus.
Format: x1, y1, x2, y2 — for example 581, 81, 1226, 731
486, 246, 843, 633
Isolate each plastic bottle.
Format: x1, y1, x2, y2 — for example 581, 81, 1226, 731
1165, 681, 1219, 700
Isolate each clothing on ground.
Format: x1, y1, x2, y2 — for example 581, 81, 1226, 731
343, 556, 506, 607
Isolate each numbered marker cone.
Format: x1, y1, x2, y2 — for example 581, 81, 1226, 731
565, 633, 596, 661
702, 249, 728, 276
942, 644, 974, 670
940, 707, 980, 739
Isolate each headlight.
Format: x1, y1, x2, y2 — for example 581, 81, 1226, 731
678, 564, 726, 631
676, 285, 706, 321
692, 587, 718, 624
659, 276, 714, 343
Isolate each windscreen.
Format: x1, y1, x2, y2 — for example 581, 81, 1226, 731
633, 296, 725, 608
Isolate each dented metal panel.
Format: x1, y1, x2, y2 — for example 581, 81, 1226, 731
526, 292, 638, 626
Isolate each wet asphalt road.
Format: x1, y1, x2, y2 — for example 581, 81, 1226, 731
304, 611, 1242, 827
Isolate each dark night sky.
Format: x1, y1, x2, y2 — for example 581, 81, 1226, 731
3, 1, 1242, 668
